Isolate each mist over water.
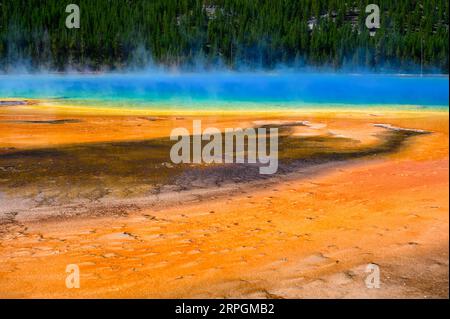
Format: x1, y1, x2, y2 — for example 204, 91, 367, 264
0, 72, 448, 110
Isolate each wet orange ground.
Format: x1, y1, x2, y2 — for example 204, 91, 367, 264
0, 104, 448, 298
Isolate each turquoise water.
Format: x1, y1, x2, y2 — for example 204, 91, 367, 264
0, 73, 448, 110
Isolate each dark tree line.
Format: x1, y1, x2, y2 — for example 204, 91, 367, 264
0, 0, 448, 72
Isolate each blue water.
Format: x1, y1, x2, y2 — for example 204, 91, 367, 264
0, 73, 448, 110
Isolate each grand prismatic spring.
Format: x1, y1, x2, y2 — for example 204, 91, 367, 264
0, 72, 448, 298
